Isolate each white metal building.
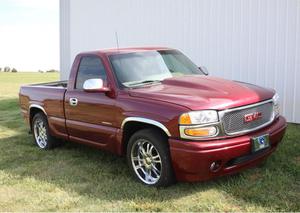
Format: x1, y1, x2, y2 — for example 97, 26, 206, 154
60, 0, 300, 123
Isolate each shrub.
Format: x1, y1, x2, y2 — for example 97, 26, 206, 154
11, 68, 17, 73
46, 69, 59, 73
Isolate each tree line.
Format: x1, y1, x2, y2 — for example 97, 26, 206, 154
0, 67, 17, 72
0, 67, 59, 73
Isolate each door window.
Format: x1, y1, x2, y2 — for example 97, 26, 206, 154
75, 56, 107, 89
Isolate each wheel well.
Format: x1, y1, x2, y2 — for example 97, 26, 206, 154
122, 121, 169, 155
29, 107, 45, 130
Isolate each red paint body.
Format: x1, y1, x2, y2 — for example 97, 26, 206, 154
19, 47, 287, 182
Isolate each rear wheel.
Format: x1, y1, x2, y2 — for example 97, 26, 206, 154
32, 112, 57, 149
127, 128, 175, 187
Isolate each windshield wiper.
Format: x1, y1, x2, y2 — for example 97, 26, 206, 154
125, 80, 161, 87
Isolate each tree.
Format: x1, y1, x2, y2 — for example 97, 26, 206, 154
0, 67, 2, 72
4, 67, 10, 72
11, 68, 17, 73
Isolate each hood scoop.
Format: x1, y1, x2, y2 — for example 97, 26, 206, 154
129, 75, 274, 110
162, 76, 233, 95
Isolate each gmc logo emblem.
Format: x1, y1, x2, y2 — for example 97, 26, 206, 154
244, 112, 262, 123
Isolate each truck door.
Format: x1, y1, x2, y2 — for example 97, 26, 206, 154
64, 55, 117, 147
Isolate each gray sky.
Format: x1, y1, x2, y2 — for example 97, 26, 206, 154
0, 0, 59, 71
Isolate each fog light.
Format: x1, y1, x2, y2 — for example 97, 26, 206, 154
184, 126, 217, 137
210, 160, 222, 172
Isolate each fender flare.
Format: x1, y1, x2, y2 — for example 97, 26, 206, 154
121, 117, 171, 137
29, 104, 47, 116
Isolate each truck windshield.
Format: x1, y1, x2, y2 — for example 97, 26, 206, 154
109, 50, 203, 87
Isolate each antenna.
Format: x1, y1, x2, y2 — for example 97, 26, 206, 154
115, 31, 120, 51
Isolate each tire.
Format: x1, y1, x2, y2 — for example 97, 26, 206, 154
126, 128, 175, 187
32, 112, 57, 149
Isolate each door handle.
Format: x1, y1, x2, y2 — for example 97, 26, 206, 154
69, 98, 78, 106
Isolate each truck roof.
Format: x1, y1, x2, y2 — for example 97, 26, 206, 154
80, 47, 174, 56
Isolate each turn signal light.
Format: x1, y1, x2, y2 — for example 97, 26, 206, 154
179, 113, 192, 125
184, 126, 217, 137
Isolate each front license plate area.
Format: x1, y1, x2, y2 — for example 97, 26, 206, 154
251, 134, 270, 153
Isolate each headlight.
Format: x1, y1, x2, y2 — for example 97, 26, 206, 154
179, 110, 219, 125
273, 93, 280, 117
273, 93, 279, 105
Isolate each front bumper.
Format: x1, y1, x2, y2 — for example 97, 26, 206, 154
169, 116, 287, 182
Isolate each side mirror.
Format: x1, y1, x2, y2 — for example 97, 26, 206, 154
199, 66, 209, 75
83, 79, 110, 92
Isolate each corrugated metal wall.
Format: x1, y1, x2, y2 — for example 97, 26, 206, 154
60, 0, 300, 123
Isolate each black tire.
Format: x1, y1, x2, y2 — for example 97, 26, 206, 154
31, 112, 57, 149
126, 128, 175, 187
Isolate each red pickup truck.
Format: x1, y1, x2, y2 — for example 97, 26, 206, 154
19, 47, 287, 186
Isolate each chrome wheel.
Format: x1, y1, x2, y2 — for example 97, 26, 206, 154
131, 139, 162, 185
33, 118, 48, 148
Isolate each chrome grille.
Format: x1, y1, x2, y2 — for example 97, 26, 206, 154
222, 101, 274, 135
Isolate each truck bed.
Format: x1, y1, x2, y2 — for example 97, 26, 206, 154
19, 81, 68, 131
29, 80, 68, 88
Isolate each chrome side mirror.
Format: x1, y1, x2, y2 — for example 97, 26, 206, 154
199, 66, 209, 75
83, 79, 110, 92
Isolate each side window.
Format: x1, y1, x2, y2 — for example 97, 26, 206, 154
75, 56, 107, 89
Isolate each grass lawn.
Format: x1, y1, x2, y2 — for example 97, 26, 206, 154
0, 72, 299, 211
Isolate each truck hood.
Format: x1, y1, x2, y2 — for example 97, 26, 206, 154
128, 75, 275, 110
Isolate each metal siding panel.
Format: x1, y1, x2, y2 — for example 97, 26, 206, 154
59, 0, 70, 80
265, 0, 277, 90
294, 0, 300, 123
283, 0, 297, 121
61, 0, 300, 123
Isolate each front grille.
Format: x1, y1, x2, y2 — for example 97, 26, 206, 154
222, 101, 274, 135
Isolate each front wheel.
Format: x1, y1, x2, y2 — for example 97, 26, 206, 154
126, 129, 175, 187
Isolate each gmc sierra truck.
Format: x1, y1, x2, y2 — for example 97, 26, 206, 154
19, 47, 287, 186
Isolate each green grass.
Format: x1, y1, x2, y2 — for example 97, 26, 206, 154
0, 72, 299, 211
